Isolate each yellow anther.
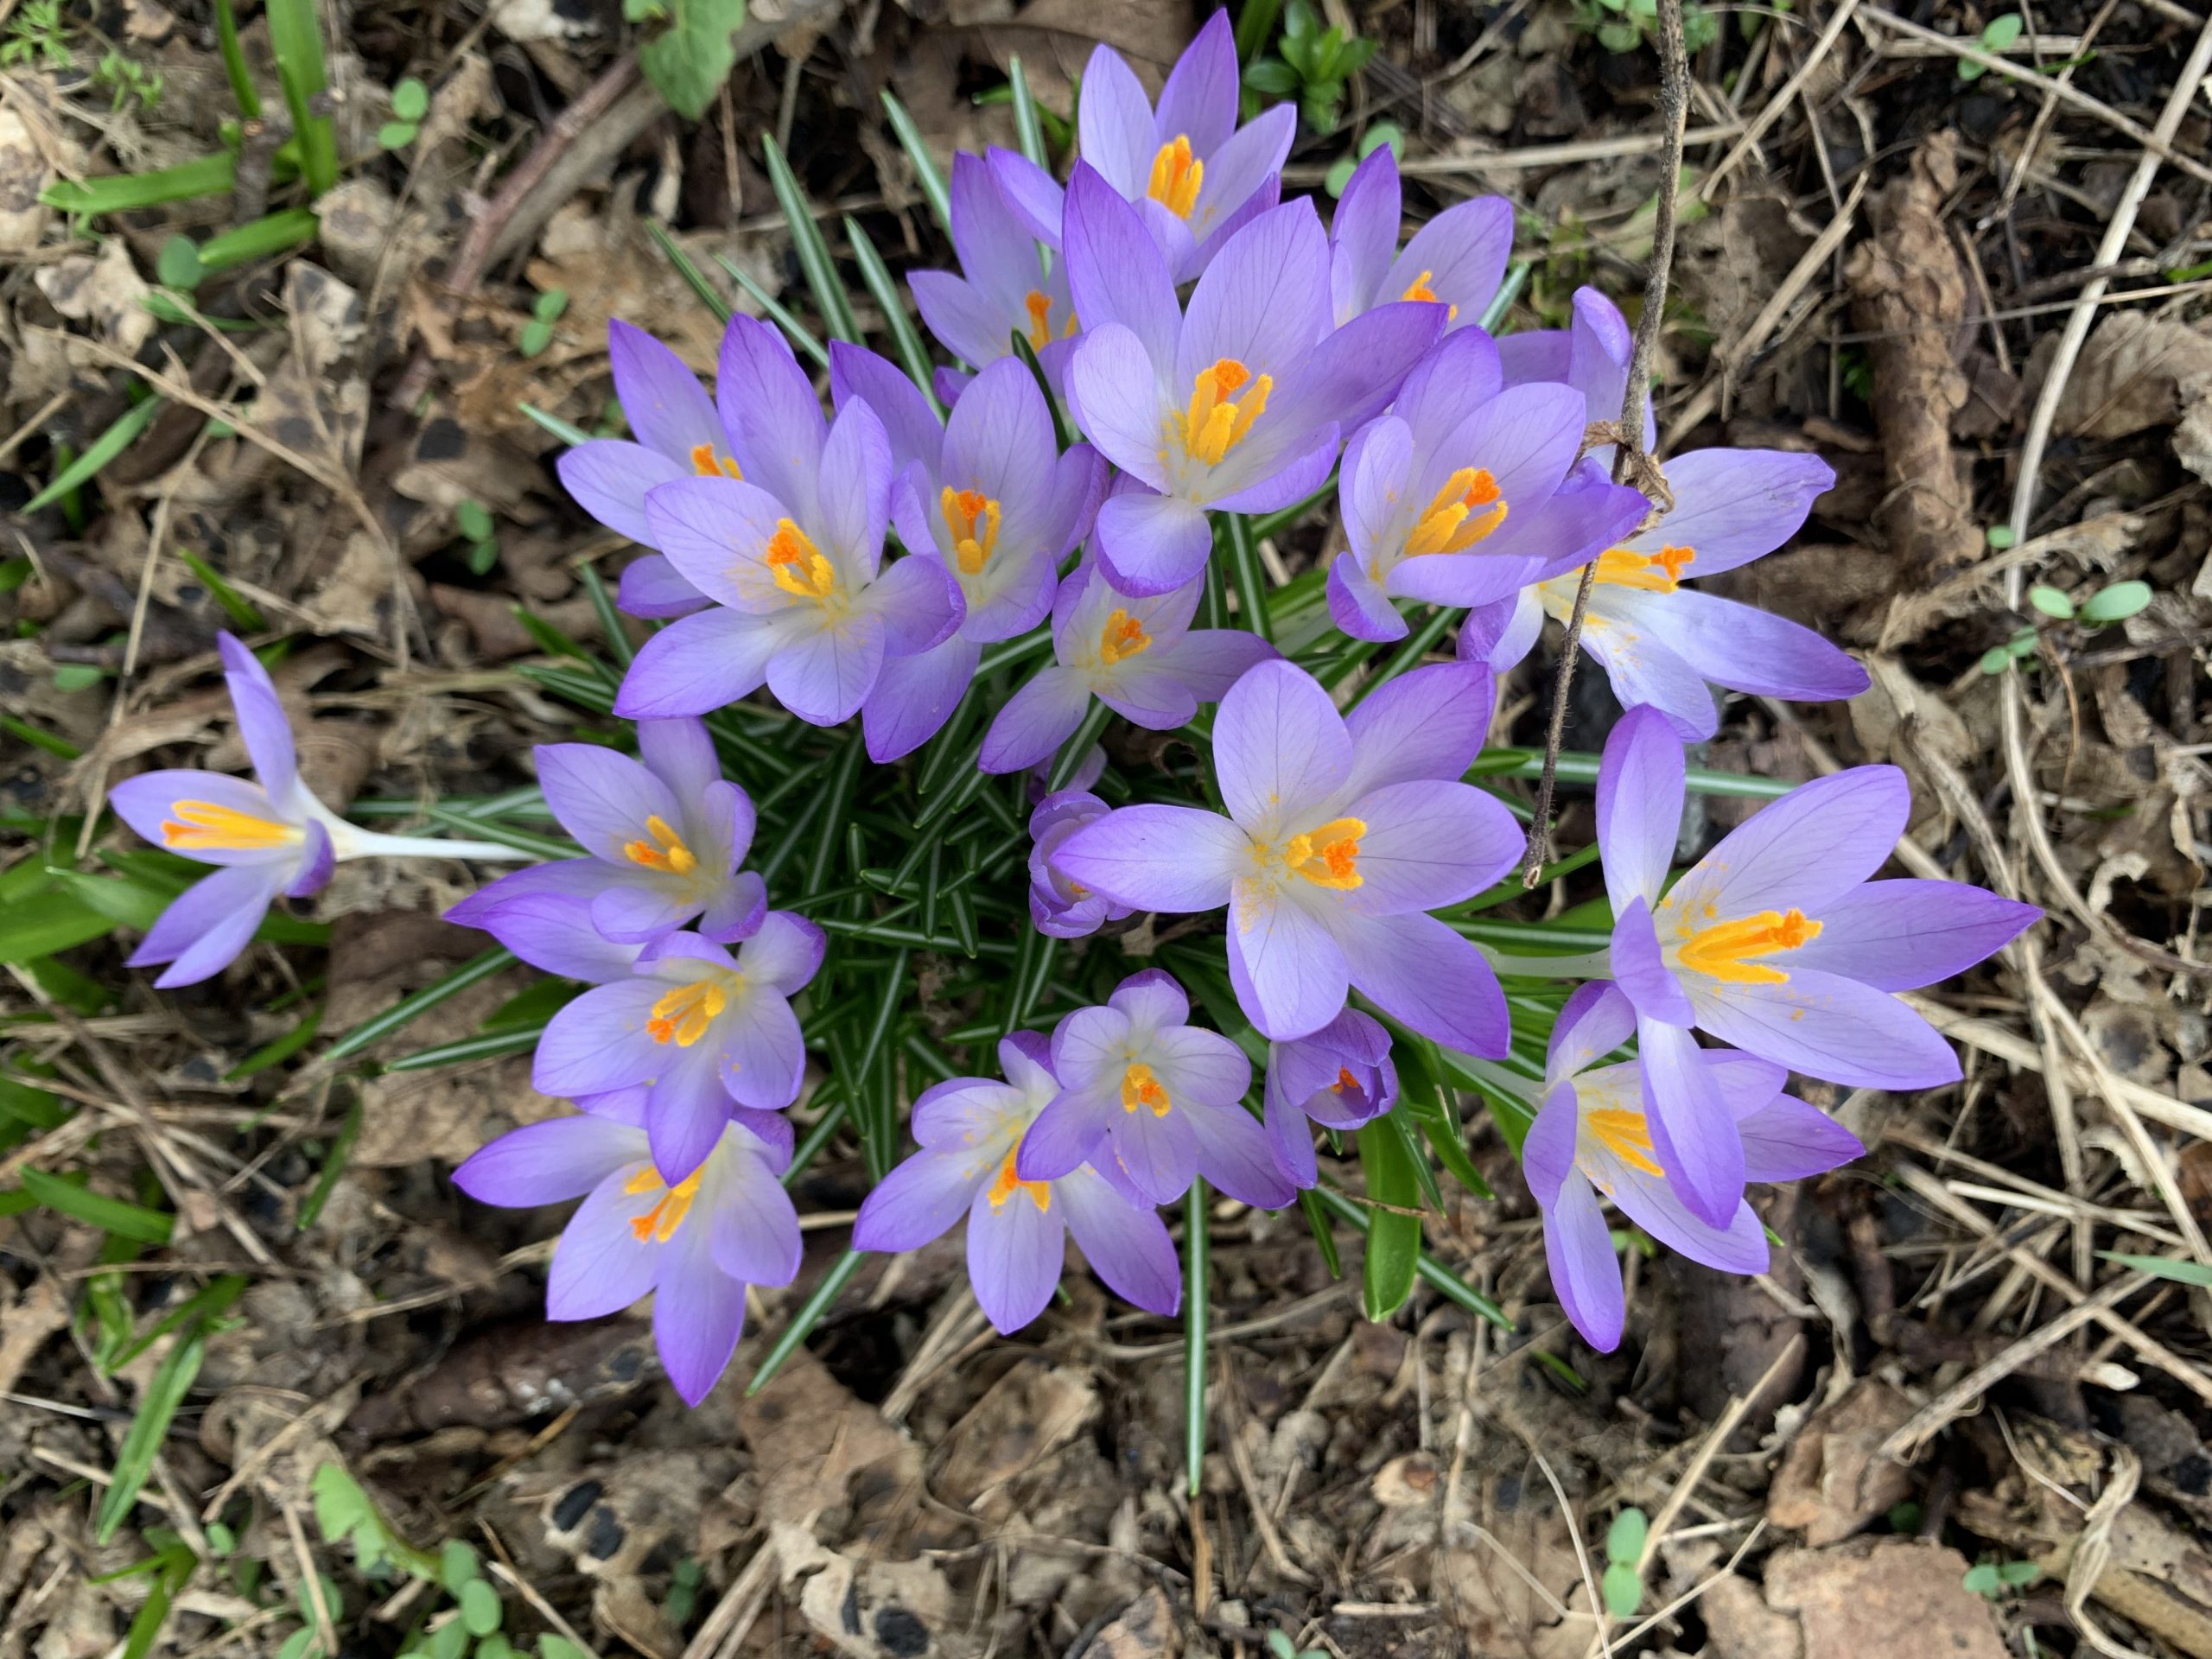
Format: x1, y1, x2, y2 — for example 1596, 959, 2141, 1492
1147, 135, 1203, 219
1404, 467, 1509, 558
690, 443, 743, 479
940, 486, 1002, 577
160, 799, 296, 852
765, 518, 837, 602
645, 980, 727, 1047
1281, 817, 1366, 890
1181, 358, 1271, 467
1397, 270, 1460, 321
622, 815, 698, 875
624, 1165, 703, 1241
1586, 1109, 1664, 1178
1677, 908, 1821, 986
1121, 1062, 1171, 1116
1593, 543, 1695, 594
1098, 608, 1152, 667
986, 1144, 1053, 1212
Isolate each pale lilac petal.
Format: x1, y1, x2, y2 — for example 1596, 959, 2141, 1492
1579, 613, 1719, 741
1388, 195, 1514, 331
854, 1147, 985, 1251
1484, 467, 1650, 576
463, 887, 643, 982
1393, 327, 1503, 429
613, 606, 789, 719
215, 633, 296, 802
1637, 448, 1836, 575
766, 614, 886, 726
1596, 704, 1683, 916
1789, 880, 2037, 990
858, 555, 963, 657
1327, 554, 1407, 643
708, 1166, 802, 1286
1637, 1019, 1744, 1228
1609, 895, 1694, 1025
1496, 329, 1568, 385
1228, 892, 1351, 1042
1606, 1166, 1769, 1277
1343, 661, 1497, 796
287, 819, 332, 898
132, 862, 285, 987
1459, 589, 1541, 672
909, 269, 1013, 372
1077, 47, 1160, 199
654, 1221, 746, 1404
646, 1044, 734, 1182
980, 665, 1093, 773
1692, 970, 1961, 1090
911, 1077, 1020, 1147
698, 870, 766, 944
1210, 424, 1341, 515
1058, 1166, 1181, 1314
942, 357, 1058, 512
1328, 143, 1399, 322
862, 633, 980, 763
1144, 629, 1280, 702
1185, 107, 1294, 273
1265, 1082, 1320, 1189
1065, 323, 1173, 491
608, 319, 722, 463
1014, 1090, 1114, 1182
1053, 804, 1244, 912
1093, 490, 1213, 596
1145, 1026, 1249, 1106
1381, 548, 1547, 612
1738, 1094, 1866, 1181
1213, 658, 1352, 828
1332, 909, 1507, 1055
1052, 1002, 1135, 1089
735, 911, 824, 993
713, 986, 807, 1112
1064, 164, 1182, 366
1675, 767, 1909, 920
1521, 1082, 1580, 1205
616, 552, 709, 618
715, 315, 826, 516
547, 1167, 663, 1320
1619, 588, 1870, 704
455, 1115, 644, 1206
1344, 779, 1519, 914
560, 441, 684, 546
590, 882, 696, 945
1178, 200, 1332, 389
111, 771, 296, 868
1341, 414, 1413, 566
818, 398, 893, 575
1267, 300, 1445, 439
1544, 1174, 1625, 1351
537, 744, 684, 864
635, 715, 720, 804
1108, 1103, 1201, 1205
1155, 10, 1237, 157
1544, 981, 1637, 1083
534, 981, 664, 1096
827, 342, 942, 479
981, 145, 1066, 253
967, 1186, 1065, 1332
1109, 967, 1192, 1034
1187, 1102, 1294, 1209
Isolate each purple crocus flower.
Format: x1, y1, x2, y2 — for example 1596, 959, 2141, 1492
1594, 706, 2037, 1224
1055, 660, 1521, 1052
829, 346, 1105, 761
1329, 143, 1513, 332
454, 1102, 800, 1404
611, 317, 962, 727
1029, 790, 1133, 939
1262, 1008, 1399, 1189
110, 633, 524, 988
445, 718, 765, 945
1061, 168, 1443, 595
908, 152, 1082, 401
988, 12, 1295, 284
1522, 982, 1862, 1351
978, 562, 1275, 774
1014, 970, 1292, 1208
851, 1033, 1181, 1332
1328, 328, 1648, 642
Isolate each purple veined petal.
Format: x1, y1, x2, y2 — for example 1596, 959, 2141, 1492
1417, 381, 1587, 527
1058, 1166, 1181, 1315
912, 1077, 1021, 1146
130, 861, 287, 988
1065, 324, 1173, 492
981, 146, 1066, 252
1155, 9, 1237, 159
862, 633, 981, 764
1042, 441, 1111, 563
1064, 164, 1182, 368
941, 359, 1061, 531
1329, 143, 1400, 323
454, 1114, 645, 1206
1333, 909, 1510, 1057
1544, 981, 1637, 1085
1228, 889, 1352, 1042
617, 552, 711, 620
590, 882, 697, 945
642, 475, 806, 613
966, 1180, 1066, 1332
1691, 969, 1961, 1090
1014, 1087, 1114, 1182
715, 314, 828, 518
713, 983, 807, 1112
1094, 489, 1220, 596
764, 613, 886, 726
1185, 1099, 1295, 1209
858, 554, 963, 657
1635, 448, 1837, 576
1576, 608, 1720, 741
576, 1086, 649, 1126
1564, 285, 1645, 455
728, 1108, 795, 1168
1263, 1077, 1321, 1190
1391, 323, 1506, 439
559, 441, 686, 547
909, 269, 1014, 373
546, 1165, 665, 1321
818, 398, 894, 578
1146, 1026, 1249, 1109
1496, 328, 1569, 386
1521, 1082, 1580, 1206
735, 909, 824, 993
1738, 1094, 1866, 1182
1788, 880, 2037, 991
1605, 1153, 1769, 1277
1054, 803, 1246, 912
1142, 629, 1280, 704
955, 148, 1058, 296
1611, 895, 1695, 1026
1212, 658, 1353, 830
1327, 553, 1408, 643
1596, 704, 1685, 917
1343, 779, 1520, 915
607, 318, 723, 465
1207, 421, 1341, 518
1487, 467, 1650, 577
646, 1041, 734, 1183
1184, 106, 1295, 272
1671, 766, 1910, 923
1342, 414, 1414, 568
1052, 1003, 1135, 1090
110, 771, 299, 868
1702, 1051, 1790, 1120
537, 743, 685, 865
1107, 1098, 1202, 1205
828, 341, 943, 480
1606, 587, 1871, 707
654, 1218, 747, 1405
470, 887, 646, 982
698, 870, 767, 944
695, 775, 755, 871
854, 1146, 988, 1252
214, 633, 297, 804
287, 819, 333, 898
1001, 1030, 1058, 1097
534, 979, 667, 1097
1382, 548, 1547, 613
964, 539, 1062, 644
1543, 1173, 1626, 1351
1076, 42, 1161, 200
1636, 1019, 1745, 1229
1387, 194, 1515, 333
1460, 589, 1541, 673
708, 1160, 802, 1287
1343, 661, 1497, 797
1267, 300, 1446, 441
636, 715, 721, 805
980, 664, 1093, 774
1096, 657, 1201, 731
1178, 200, 1333, 394
1109, 967, 1192, 1034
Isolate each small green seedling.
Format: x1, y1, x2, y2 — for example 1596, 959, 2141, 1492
93, 50, 164, 111
1984, 524, 2017, 550
1601, 1507, 1648, 1618
520, 289, 569, 359
157, 234, 203, 291
1963, 1557, 2042, 1599
456, 500, 499, 576
1575, 0, 1719, 56
1959, 13, 2024, 79
1980, 578, 2151, 673
379, 76, 429, 149
1324, 121, 1402, 198
1264, 1630, 1326, 1659
0, 0, 70, 70
1243, 0, 1377, 131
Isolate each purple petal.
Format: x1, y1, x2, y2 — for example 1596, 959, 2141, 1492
1270, 300, 1445, 439
1737, 1094, 1866, 1182
1790, 880, 2037, 991
961, 147, 1061, 289
1328, 143, 1399, 322
613, 606, 790, 720
1579, 611, 1720, 741
1184, 107, 1294, 275
714, 984, 807, 1112
1055, 803, 1246, 912
1596, 705, 1684, 916
1144, 628, 1280, 702
1341, 413, 1413, 570
910, 269, 1014, 373
1543, 1174, 1625, 1351
1059, 1167, 1181, 1314
110, 771, 296, 868
1065, 324, 1173, 492
1212, 658, 1352, 827
1333, 910, 1507, 1055
1094, 489, 1215, 598
1327, 554, 1407, 643
454, 1114, 645, 1206
287, 819, 332, 898
1691, 970, 1961, 1090
1544, 981, 1637, 1084
715, 315, 827, 516
1344, 661, 1497, 797
765, 614, 885, 726
1343, 779, 1519, 914
698, 869, 767, 944
537, 743, 683, 864
1107, 1103, 1201, 1205
546, 1167, 663, 1320
636, 715, 721, 804
131, 862, 285, 987
1187, 1100, 1294, 1209
646, 1044, 734, 1182
708, 1161, 802, 1287
863, 633, 981, 763
1610, 895, 1694, 1025
1146, 1026, 1249, 1108
616, 551, 709, 618
654, 1221, 746, 1404
1388, 195, 1514, 333
1156, 10, 1237, 158
1064, 164, 1181, 367
828, 342, 942, 480
861, 554, 963, 657
1637, 1019, 1744, 1228
818, 398, 893, 576
736, 910, 824, 993
1674, 766, 1909, 920
1459, 590, 1541, 672
981, 665, 1093, 774
1228, 891, 1351, 1042
608, 319, 723, 465
854, 1147, 985, 1251
1521, 1082, 1580, 1205
1109, 967, 1192, 1034
591, 882, 696, 945
1637, 447, 1836, 576
472, 887, 646, 981
1620, 587, 1872, 705
560, 441, 685, 547
1264, 1077, 1320, 1190
1605, 1161, 1769, 1277
215, 633, 296, 804
534, 980, 665, 1097
1178, 200, 1332, 393
967, 1186, 1065, 1332
1014, 1090, 1112, 1183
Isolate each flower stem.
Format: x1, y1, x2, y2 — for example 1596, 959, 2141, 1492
1184, 1178, 1211, 1499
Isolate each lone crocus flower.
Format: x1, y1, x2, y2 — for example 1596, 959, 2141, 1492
1594, 706, 2037, 1225
908, 152, 1082, 402
988, 11, 1295, 283
1329, 329, 1649, 642
613, 317, 961, 726
446, 718, 764, 944
1263, 1008, 1399, 1189
111, 633, 524, 987
851, 1033, 1182, 1332
978, 563, 1275, 774
1015, 970, 1292, 1208
1328, 143, 1513, 332
830, 346, 1106, 761
1062, 169, 1443, 594
1029, 790, 1132, 939
1055, 661, 1521, 1052
454, 1103, 801, 1404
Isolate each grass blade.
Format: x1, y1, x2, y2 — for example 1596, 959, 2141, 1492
878, 89, 952, 232
25, 397, 164, 514
198, 207, 319, 273
715, 254, 832, 369
223, 1005, 322, 1080
43, 154, 235, 215
18, 1168, 173, 1243
518, 402, 594, 447
746, 1248, 865, 1395
1310, 1185, 1515, 1333
1224, 513, 1274, 643
95, 1324, 209, 1542
264, 0, 337, 194
321, 947, 516, 1065
175, 548, 266, 630
1007, 56, 1049, 169
760, 136, 861, 344
1184, 1179, 1210, 1498
645, 219, 734, 323
213, 0, 260, 117
296, 1095, 363, 1230
843, 216, 940, 412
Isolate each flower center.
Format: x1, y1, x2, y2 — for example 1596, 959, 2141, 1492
1147, 135, 1203, 219
161, 799, 298, 852
1676, 908, 1822, 986
1332, 1067, 1359, 1095
1397, 270, 1459, 322
987, 1140, 1053, 1212
1120, 1061, 1171, 1116
624, 1165, 703, 1241
1593, 543, 1694, 594
1023, 289, 1076, 350
646, 979, 728, 1046
690, 443, 743, 479
765, 518, 839, 604
941, 486, 1002, 577
1402, 467, 1508, 560
1180, 359, 1271, 467
1098, 607, 1152, 667
1281, 817, 1366, 890
623, 814, 698, 875
1585, 1108, 1663, 1178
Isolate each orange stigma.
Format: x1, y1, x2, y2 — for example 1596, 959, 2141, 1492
1147, 135, 1203, 219
1586, 1109, 1663, 1177
1099, 608, 1151, 667
987, 1144, 1053, 1212
160, 799, 296, 853
1403, 467, 1508, 558
1020, 289, 1075, 349
1397, 270, 1459, 321
1181, 358, 1271, 466
1593, 543, 1695, 594
690, 443, 743, 479
645, 980, 728, 1046
624, 1165, 702, 1241
1120, 1062, 1171, 1116
765, 518, 837, 602
622, 815, 698, 875
1283, 817, 1365, 890
1677, 908, 1821, 986
940, 487, 1002, 576
1331, 1067, 1360, 1095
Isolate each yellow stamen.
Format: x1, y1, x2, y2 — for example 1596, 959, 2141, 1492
1586, 1109, 1663, 1178
1403, 467, 1509, 557
624, 1165, 703, 1241
1121, 1062, 1171, 1116
1099, 608, 1151, 667
765, 518, 837, 602
1397, 270, 1460, 322
160, 799, 296, 853
622, 814, 698, 875
1021, 289, 1068, 351
690, 443, 743, 479
986, 1145, 1053, 1212
1180, 359, 1272, 467
1592, 543, 1695, 594
940, 486, 1003, 577
645, 980, 728, 1046
1281, 817, 1366, 890
1147, 135, 1203, 219
1677, 908, 1822, 986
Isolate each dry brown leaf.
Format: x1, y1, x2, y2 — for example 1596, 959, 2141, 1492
932, 1360, 1099, 1508
1765, 1380, 1916, 1546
